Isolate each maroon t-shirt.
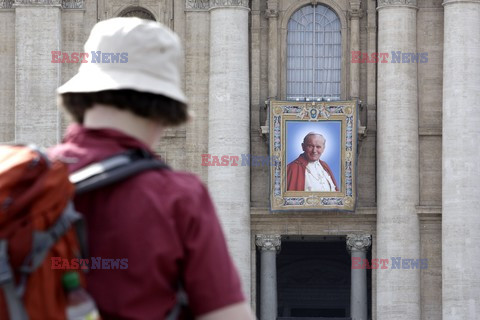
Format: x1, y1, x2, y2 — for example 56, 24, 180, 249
49, 124, 245, 319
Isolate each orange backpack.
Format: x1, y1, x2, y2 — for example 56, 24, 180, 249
0, 145, 81, 320
0, 145, 169, 320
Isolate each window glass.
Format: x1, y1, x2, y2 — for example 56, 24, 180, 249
287, 5, 341, 101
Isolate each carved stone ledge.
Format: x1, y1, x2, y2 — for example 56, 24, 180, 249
0, 0, 13, 8
416, 205, 442, 216
185, 0, 209, 10
256, 234, 281, 252
186, 0, 249, 10
419, 126, 442, 136
13, 0, 61, 6
346, 234, 371, 253
210, 0, 249, 9
377, 0, 417, 8
62, 0, 84, 9
7, 0, 84, 8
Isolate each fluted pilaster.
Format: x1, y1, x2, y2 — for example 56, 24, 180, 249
349, 0, 362, 100
266, 0, 278, 99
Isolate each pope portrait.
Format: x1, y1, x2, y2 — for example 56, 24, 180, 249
286, 132, 339, 192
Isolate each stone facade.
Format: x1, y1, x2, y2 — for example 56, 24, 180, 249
1, 0, 477, 318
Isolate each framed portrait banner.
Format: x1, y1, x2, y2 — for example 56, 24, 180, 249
269, 100, 358, 212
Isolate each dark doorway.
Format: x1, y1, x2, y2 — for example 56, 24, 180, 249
274, 236, 369, 319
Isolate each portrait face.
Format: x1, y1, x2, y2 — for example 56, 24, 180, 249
301, 135, 326, 162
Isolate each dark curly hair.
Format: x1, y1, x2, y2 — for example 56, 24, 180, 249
60, 89, 188, 126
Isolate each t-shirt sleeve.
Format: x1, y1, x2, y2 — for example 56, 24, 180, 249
174, 177, 245, 316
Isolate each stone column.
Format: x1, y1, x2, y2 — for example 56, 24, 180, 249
347, 234, 371, 320
442, 0, 480, 319
349, 0, 361, 100
207, 0, 251, 300
266, 0, 278, 99
376, 1, 420, 319
14, 0, 62, 147
184, 1, 210, 181
255, 235, 281, 320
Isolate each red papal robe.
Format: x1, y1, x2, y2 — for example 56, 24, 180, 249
286, 153, 339, 191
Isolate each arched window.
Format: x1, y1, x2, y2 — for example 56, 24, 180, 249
119, 7, 156, 21
287, 4, 341, 101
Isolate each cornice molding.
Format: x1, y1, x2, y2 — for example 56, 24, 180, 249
4, 0, 84, 8
377, 0, 417, 9
210, 0, 249, 9
185, 0, 248, 10
443, 0, 480, 5
13, 0, 61, 6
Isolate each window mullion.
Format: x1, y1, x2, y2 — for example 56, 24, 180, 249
312, 4, 316, 100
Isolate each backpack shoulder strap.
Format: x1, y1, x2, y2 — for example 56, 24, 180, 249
71, 148, 169, 196
0, 240, 29, 320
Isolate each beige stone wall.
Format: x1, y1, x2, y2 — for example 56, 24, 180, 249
0, 10, 15, 143
417, 2, 443, 315
417, 2, 443, 206
184, 10, 210, 181
15, 6, 62, 147
60, 10, 88, 135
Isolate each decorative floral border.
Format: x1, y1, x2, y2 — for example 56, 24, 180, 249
269, 100, 357, 212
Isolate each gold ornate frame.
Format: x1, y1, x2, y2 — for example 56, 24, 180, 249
269, 100, 357, 211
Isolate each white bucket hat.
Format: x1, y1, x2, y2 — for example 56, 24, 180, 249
57, 17, 187, 104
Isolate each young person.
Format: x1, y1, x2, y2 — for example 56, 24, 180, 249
49, 17, 254, 320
